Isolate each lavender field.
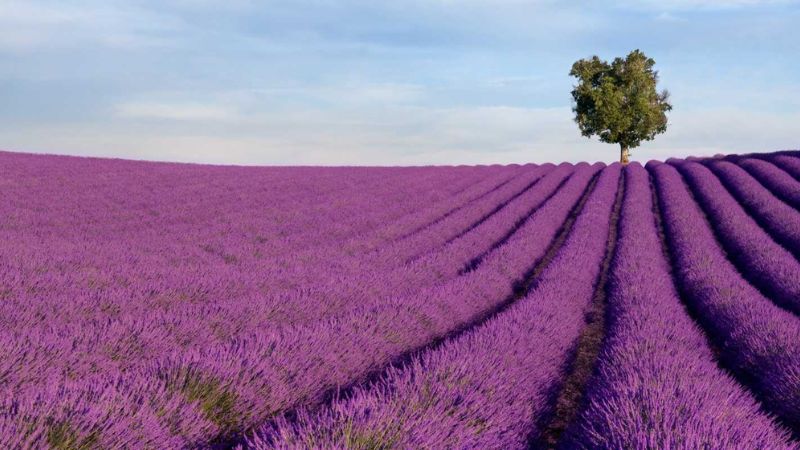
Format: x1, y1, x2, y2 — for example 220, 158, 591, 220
1, 150, 799, 449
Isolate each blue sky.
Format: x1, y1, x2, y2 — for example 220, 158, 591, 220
1, 0, 798, 165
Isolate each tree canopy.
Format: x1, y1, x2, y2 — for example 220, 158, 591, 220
570, 49, 672, 163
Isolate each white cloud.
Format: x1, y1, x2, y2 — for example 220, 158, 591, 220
5, 102, 797, 166
487, 75, 545, 87
115, 102, 241, 121
250, 83, 427, 105
654, 11, 687, 21
0, 1, 83, 24
0, 104, 596, 165
638, 107, 800, 161
111, 83, 426, 124
0, 0, 183, 51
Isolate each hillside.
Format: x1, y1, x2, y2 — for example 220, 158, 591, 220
1, 150, 799, 448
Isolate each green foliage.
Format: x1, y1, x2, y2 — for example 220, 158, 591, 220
179, 371, 241, 433
338, 419, 403, 450
570, 49, 672, 161
46, 420, 100, 450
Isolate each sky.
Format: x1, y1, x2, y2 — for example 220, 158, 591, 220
1, 0, 799, 165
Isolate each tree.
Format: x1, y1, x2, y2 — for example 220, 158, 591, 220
569, 49, 672, 164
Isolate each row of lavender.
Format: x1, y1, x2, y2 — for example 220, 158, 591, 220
245, 157, 800, 449
249, 157, 623, 449
652, 159, 800, 431
0, 152, 531, 446
0, 151, 601, 446
567, 163, 795, 448
2, 150, 800, 447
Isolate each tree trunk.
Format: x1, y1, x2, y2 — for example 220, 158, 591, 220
620, 144, 630, 165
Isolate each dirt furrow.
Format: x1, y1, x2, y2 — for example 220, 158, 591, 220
531, 169, 624, 449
